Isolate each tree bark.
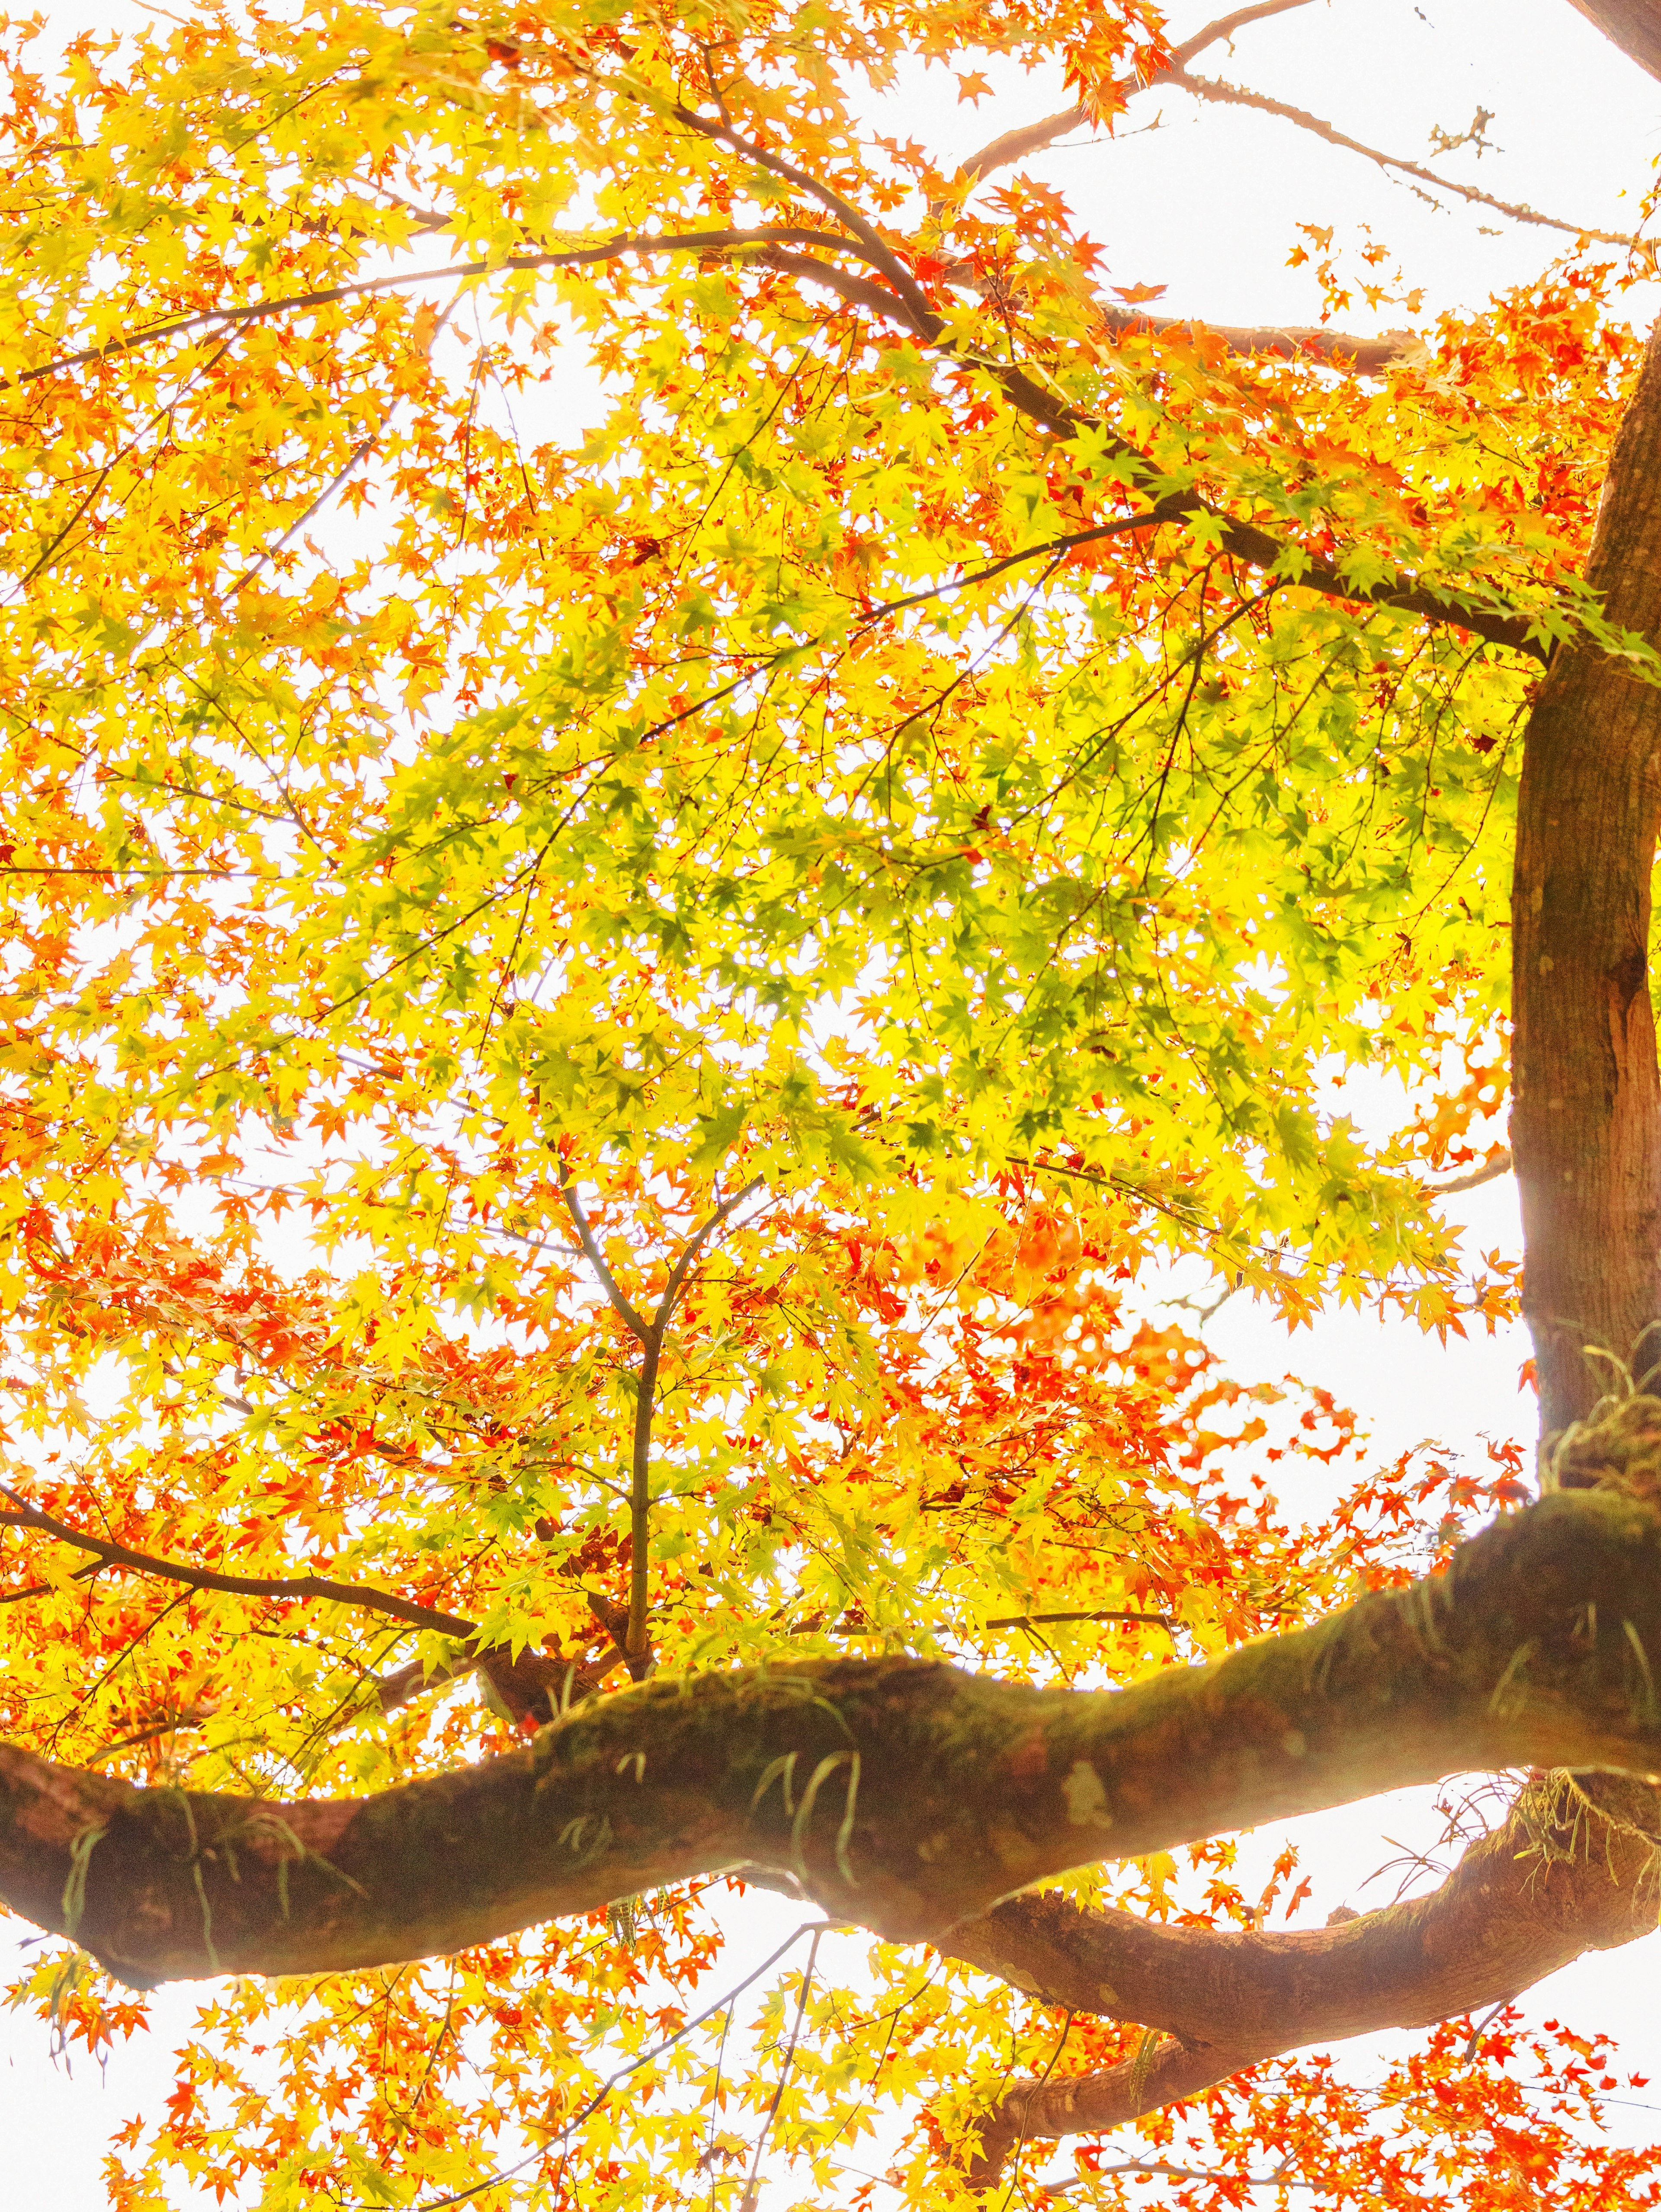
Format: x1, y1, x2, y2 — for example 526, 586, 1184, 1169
1512, 317, 1661, 1439
1567, 0, 1661, 80
955, 1770, 1661, 2180
0, 1490, 1658, 1988
10, 64, 1661, 2159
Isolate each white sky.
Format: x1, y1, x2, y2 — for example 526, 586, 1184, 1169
7, 0, 1661, 2203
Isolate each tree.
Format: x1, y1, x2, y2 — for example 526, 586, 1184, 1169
0, 0, 1659, 2203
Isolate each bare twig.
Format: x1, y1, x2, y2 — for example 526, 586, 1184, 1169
1171, 68, 1642, 250
1425, 1149, 1513, 1196
957, 0, 1318, 182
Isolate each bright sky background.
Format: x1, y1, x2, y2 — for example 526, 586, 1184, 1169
7, 0, 1661, 2203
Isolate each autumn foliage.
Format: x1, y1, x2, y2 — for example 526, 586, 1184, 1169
0, 0, 1656, 2206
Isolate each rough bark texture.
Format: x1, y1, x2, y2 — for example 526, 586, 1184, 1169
1512, 318, 1661, 1438
2, 1490, 1659, 1988
952, 1776, 1660, 2041
1568, 0, 1661, 80
957, 1771, 1661, 2179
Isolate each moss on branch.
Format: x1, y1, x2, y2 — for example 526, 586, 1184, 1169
0, 1489, 1655, 1988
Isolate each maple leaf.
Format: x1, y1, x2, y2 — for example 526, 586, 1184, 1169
0, 3, 1651, 2210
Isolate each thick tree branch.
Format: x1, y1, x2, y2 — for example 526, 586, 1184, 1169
943, 290, 1661, 2186
955, 104, 1084, 186
952, 1769, 1661, 2180
905, 345, 1541, 652
1170, 0, 1322, 51
619, 1176, 765, 1665
0, 1559, 101, 1607
760, 250, 1544, 653
959, 280, 1661, 2208
984, 1608, 1175, 1630
2, 1488, 1659, 1989
12, 227, 897, 391
19, 201, 1539, 657
1094, 307, 1415, 373
374, 1643, 625, 1723
669, 104, 937, 327
757, 244, 920, 321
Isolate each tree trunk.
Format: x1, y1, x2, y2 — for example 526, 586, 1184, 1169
1511, 316, 1661, 1441
1566, 0, 1661, 81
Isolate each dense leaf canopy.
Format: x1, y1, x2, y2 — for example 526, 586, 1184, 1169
0, 0, 1658, 2207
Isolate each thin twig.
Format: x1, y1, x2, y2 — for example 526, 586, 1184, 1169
1425, 1149, 1513, 1196
390, 1923, 828, 2212
655, 1175, 767, 1330
957, 0, 1318, 180
1173, 68, 1642, 249
994, 2011, 1074, 2212
10, 227, 897, 391
984, 1607, 1177, 1632
1043, 2159, 1305, 2194
0, 1485, 479, 1639
558, 1174, 767, 1669
738, 1927, 824, 2212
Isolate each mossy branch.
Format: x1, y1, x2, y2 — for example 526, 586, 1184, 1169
0, 1489, 1656, 1990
